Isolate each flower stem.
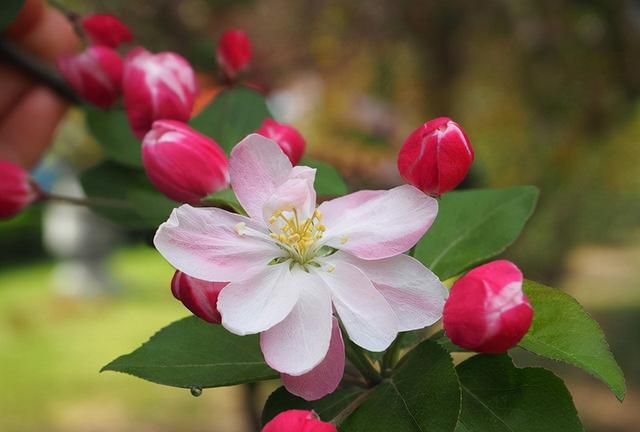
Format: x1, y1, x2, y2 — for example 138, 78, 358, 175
344, 337, 381, 386
330, 387, 376, 427
381, 337, 402, 376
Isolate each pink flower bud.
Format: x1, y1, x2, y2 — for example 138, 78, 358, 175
123, 48, 197, 139
262, 410, 336, 432
57, 46, 123, 109
171, 271, 227, 324
142, 120, 229, 204
443, 260, 533, 353
81, 14, 133, 48
397, 117, 474, 196
0, 160, 38, 220
216, 29, 252, 80
256, 119, 306, 165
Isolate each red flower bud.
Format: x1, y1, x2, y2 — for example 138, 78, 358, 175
216, 29, 252, 80
256, 119, 306, 165
171, 271, 227, 324
123, 48, 197, 139
81, 14, 133, 48
142, 120, 229, 204
397, 117, 474, 196
57, 46, 123, 109
262, 410, 336, 432
443, 260, 533, 353
0, 160, 38, 220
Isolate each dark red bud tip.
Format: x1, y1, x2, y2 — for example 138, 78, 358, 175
216, 29, 252, 80
171, 271, 227, 324
256, 118, 306, 165
397, 117, 474, 195
81, 14, 133, 48
262, 410, 336, 432
0, 160, 38, 220
443, 260, 533, 353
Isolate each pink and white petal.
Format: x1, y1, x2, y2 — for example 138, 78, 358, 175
260, 270, 333, 375
282, 318, 345, 401
218, 263, 299, 335
154, 205, 280, 282
332, 252, 448, 331
229, 134, 292, 220
315, 262, 398, 352
318, 185, 438, 260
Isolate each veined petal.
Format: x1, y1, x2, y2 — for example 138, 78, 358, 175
318, 185, 438, 260
229, 134, 292, 220
218, 263, 299, 335
315, 262, 397, 352
260, 269, 333, 375
282, 318, 345, 401
332, 252, 447, 331
154, 205, 280, 282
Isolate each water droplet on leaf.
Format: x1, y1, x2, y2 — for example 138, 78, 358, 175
190, 386, 203, 397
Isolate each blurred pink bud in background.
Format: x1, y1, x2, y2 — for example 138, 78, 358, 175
123, 48, 197, 138
57, 46, 123, 109
81, 14, 132, 48
256, 118, 306, 165
142, 120, 229, 204
216, 29, 252, 80
397, 117, 474, 196
443, 260, 533, 353
171, 270, 227, 324
0, 160, 38, 220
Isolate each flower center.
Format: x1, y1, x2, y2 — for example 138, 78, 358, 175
268, 208, 325, 264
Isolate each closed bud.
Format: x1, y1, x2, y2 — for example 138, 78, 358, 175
142, 120, 229, 204
0, 160, 38, 220
443, 260, 533, 353
216, 29, 252, 80
256, 118, 306, 165
57, 46, 123, 109
171, 271, 227, 324
81, 14, 133, 48
123, 48, 197, 138
262, 410, 336, 432
397, 117, 474, 196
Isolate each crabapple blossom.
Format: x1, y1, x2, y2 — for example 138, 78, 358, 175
0, 160, 38, 220
256, 118, 306, 165
262, 410, 336, 432
57, 46, 123, 109
154, 134, 447, 398
123, 48, 197, 138
216, 29, 252, 80
142, 120, 229, 204
443, 260, 533, 352
397, 117, 474, 196
81, 14, 132, 48
171, 271, 227, 324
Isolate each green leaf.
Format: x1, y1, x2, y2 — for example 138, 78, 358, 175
262, 387, 363, 426
302, 159, 349, 197
341, 340, 460, 432
520, 280, 625, 401
80, 161, 177, 229
85, 107, 142, 168
455, 354, 584, 432
102, 316, 278, 388
201, 189, 246, 214
0, 0, 24, 31
415, 186, 539, 280
190, 87, 271, 153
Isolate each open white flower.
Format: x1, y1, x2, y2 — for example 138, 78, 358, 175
154, 134, 447, 387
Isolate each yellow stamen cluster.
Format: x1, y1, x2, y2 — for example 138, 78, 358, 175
269, 208, 325, 260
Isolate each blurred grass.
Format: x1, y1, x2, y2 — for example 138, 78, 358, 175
0, 246, 251, 432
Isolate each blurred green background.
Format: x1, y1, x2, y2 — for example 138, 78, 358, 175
1, 0, 639, 430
